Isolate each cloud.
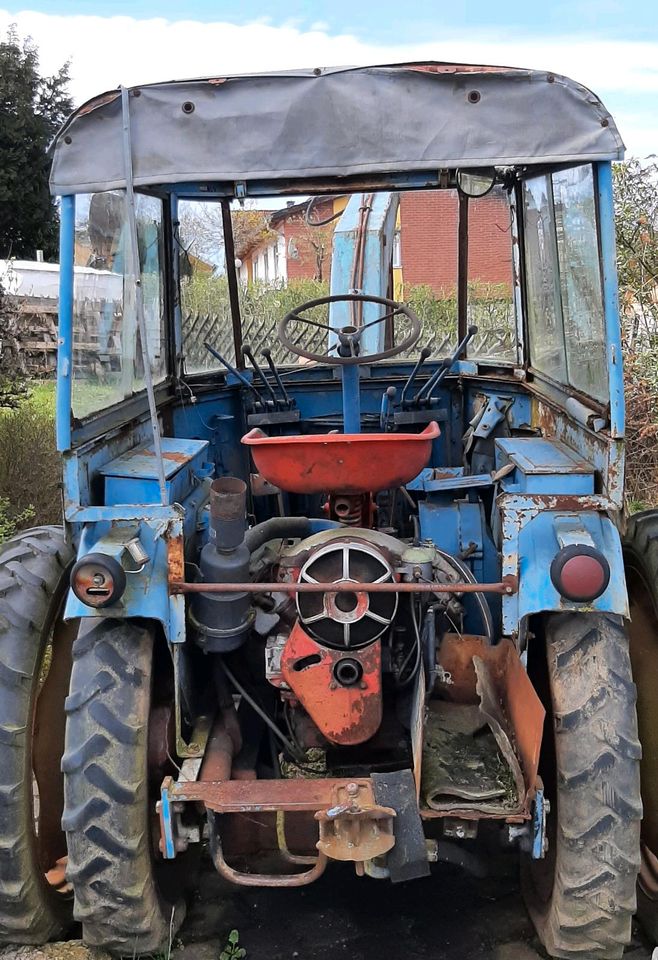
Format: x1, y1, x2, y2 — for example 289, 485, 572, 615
1, 8, 656, 155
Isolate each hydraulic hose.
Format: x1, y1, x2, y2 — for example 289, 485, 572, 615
244, 517, 339, 554
436, 548, 494, 644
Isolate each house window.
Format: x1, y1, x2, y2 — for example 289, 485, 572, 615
392, 229, 402, 268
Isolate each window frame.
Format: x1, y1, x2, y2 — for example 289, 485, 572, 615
519, 162, 609, 411
67, 189, 177, 445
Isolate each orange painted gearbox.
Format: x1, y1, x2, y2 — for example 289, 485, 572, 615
280, 622, 382, 746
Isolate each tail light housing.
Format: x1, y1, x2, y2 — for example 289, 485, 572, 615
550, 545, 610, 603
70, 553, 127, 608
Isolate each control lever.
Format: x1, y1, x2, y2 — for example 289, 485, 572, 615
380, 385, 397, 431
414, 325, 478, 404
400, 346, 432, 408
243, 344, 278, 408
261, 348, 293, 408
203, 341, 264, 406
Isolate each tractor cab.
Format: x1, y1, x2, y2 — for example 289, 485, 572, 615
0, 63, 652, 960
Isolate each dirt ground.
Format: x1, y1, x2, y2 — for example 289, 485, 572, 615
0, 854, 653, 960
177, 855, 653, 960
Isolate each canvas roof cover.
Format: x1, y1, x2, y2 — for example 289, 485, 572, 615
49, 62, 624, 195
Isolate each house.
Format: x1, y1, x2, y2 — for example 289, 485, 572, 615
236, 196, 348, 285
236, 190, 513, 298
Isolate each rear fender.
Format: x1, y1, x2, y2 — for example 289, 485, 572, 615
499, 493, 628, 638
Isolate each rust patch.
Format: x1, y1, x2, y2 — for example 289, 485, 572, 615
316, 786, 396, 862
75, 90, 121, 117
140, 448, 188, 463
535, 399, 557, 437
405, 64, 520, 75
172, 775, 376, 811
428, 637, 544, 819
436, 633, 488, 704
167, 534, 185, 588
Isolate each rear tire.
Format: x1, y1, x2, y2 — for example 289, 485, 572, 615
0, 526, 75, 944
623, 510, 658, 944
522, 613, 641, 959
63, 619, 185, 955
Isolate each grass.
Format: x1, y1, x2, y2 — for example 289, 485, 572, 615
27, 379, 57, 414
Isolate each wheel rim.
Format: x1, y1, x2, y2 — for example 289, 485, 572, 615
31, 612, 76, 898
625, 559, 658, 899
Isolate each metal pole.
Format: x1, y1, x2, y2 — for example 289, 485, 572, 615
221, 200, 244, 369
596, 162, 625, 440
457, 193, 469, 353
341, 364, 362, 433
56, 195, 75, 452
171, 576, 517, 596
120, 85, 168, 505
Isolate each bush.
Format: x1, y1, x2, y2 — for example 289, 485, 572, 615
181, 276, 330, 367
0, 497, 35, 541
0, 386, 60, 540
623, 346, 658, 510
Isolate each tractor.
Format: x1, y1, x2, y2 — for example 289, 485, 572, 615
0, 62, 655, 960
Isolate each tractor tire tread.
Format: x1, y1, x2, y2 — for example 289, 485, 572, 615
63, 619, 184, 954
623, 510, 658, 944
524, 612, 641, 960
0, 525, 74, 944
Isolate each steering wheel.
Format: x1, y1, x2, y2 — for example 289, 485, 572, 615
278, 293, 421, 366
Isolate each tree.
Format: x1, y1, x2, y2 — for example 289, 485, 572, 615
613, 158, 658, 348
0, 26, 72, 261
0, 274, 29, 408
177, 200, 276, 272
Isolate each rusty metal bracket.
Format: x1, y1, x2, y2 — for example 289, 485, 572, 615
316, 780, 396, 862
169, 775, 376, 811
208, 810, 328, 887
161, 775, 400, 881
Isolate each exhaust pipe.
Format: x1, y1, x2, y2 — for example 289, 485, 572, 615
191, 477, 254, 652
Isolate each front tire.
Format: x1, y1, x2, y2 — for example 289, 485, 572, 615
0, 526, 75, 944
63, 619, 186, 955
522, 613, 641, 959
623, 510, 658, 944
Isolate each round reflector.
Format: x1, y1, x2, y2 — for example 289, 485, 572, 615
70, 553, 126, 608
550, 545, 610, 603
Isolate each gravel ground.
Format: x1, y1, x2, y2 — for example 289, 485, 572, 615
0, 856, 653, 960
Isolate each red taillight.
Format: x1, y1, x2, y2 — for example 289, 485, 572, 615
550, 545, 610, 603
70, 553, 126, 608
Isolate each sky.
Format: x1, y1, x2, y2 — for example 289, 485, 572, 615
1, 2, 657, 157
